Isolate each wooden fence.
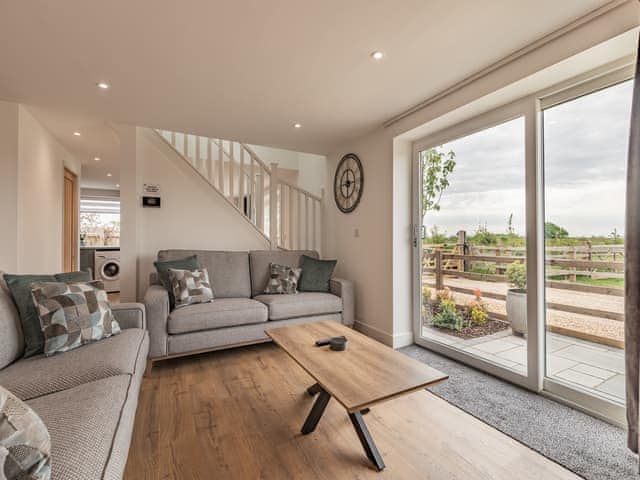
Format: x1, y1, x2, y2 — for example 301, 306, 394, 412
423, 249, 624, 323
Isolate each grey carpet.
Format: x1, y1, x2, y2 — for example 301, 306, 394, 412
400, 344, 637, 480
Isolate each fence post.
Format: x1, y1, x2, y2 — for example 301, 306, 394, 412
457, 230, 467, 272
435, 249, 443, 290
569, 247, 576, 282
269, 163, 279, 249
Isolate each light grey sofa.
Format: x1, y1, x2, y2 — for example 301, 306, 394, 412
145, 249, 354, 361
0, 277, 149, 480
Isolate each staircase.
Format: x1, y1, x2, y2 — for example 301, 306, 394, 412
155, 129, 323, 252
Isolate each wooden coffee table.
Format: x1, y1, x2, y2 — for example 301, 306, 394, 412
266, 320, 448, 471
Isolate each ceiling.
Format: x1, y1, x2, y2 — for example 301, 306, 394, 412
0, 0, 613, 160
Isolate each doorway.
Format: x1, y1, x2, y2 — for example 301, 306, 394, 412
63, 167, 79, 272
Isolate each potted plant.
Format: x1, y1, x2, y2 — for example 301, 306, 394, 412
505, 261, 527, 336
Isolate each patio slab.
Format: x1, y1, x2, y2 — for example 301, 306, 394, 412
596, 374, 625, 398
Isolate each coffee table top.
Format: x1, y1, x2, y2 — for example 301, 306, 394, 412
266, 320, 448, 412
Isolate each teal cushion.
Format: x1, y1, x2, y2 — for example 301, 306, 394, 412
154, 255, 201, 310
54, 270, 92, 283
5, 274, 55, 357
4, 271, 93, 358
298, 255, 337, 292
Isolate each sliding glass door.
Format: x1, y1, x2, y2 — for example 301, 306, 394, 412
413, 64, 633, 420
413, 107, 534, 385
542, 79, 633, 410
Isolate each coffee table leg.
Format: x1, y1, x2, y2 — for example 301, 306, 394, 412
349, 411, 385, 471
301, 389, 331, 434
306, 382, 322, 396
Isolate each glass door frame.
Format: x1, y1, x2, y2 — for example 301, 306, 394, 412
411, 97, 543, 392
411, 60, 633, 425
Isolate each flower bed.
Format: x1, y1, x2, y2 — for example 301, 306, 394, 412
422, 287, 510, 339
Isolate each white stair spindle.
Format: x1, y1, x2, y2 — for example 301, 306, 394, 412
218, 141, 224, 193
269, 163, 278, 248
239, 147, 245, 215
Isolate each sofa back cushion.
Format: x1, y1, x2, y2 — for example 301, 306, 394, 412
249, 250, 318, 297
157, 250, 251, 298
0, 272, 24, 369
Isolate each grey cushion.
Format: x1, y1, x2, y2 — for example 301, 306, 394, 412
0, 329, 148, 401
253, 292, 342, 321
158, 250, 251, 298
167, 298, 268, 334
249, 250, 318, 297
27, 375, 132, 480
0, 271, 24, 369
298, 255, 337, 292
168, 313, 343, 355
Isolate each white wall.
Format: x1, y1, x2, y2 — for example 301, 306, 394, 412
249, 144, 328, 197
323, 4, 640, 347
16, 106, 80, 273
130, 128, 270, 300
0, 101, 19, 272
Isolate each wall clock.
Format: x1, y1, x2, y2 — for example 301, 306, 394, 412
334, 153, 364, 213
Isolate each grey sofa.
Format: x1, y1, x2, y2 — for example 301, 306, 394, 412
0, 277, 149, 480
145, 249, 354, 361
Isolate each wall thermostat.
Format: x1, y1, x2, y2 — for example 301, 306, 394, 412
142, 196, 161, 208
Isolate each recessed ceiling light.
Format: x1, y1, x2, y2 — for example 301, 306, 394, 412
73, 131, 81, 136
293, 123, 302, 129
96, 82, 110, 89
115, 184, 120, 188
107, 173, 112, 177
370, 51, 384, 60
94, 157, 100, 161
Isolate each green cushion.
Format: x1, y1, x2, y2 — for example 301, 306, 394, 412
5, 274, 55, 357
4, 271, 93, 358
154, 255, 201, 310
54, 270, 92, 283
298, 255, 337, 292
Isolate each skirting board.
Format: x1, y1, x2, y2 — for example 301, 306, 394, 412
354, 320, 414, 349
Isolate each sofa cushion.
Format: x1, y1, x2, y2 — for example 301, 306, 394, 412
253, 292, 342, 321
0, 384, 51, 480
169, 268, 214, 308
154, 254, 201, 310
27, 375, 132, 480
158, 250, 251, 298
263, 263, 302, 294
31, 280, 121, 357
0, 271, 24, 369
249, 250, 318, 297
0, 329, 147, 401
298, 255, 337, 292
3, 271, 93, 358
168, 298, 268, 334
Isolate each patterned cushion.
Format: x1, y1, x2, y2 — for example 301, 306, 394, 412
168, 268, 214, 309
263, 263, 302, 294
3, 271, 92, 358
30, 281, 121, 357
154, 255, 201, 310
0, 384, 51, 480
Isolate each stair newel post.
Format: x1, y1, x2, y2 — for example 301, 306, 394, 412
217, 140, 224, 193
239, 147, 246, 216
269, 162, 279, 249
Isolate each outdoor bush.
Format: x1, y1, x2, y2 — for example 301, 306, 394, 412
435, 287, 453, 304
431, 298, 464, 331
506, 261, 526, 290
463, 289, 489, 326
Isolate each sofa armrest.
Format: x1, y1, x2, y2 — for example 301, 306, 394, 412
144, 285, 170, 358
111, 302, 146, 330
330, 278, 354, 326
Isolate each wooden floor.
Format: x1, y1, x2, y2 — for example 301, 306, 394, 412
125, 343, 580, 480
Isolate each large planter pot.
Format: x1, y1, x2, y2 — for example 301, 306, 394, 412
506, 289, 527, 336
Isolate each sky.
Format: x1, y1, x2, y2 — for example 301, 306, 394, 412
423, 79, 633, 238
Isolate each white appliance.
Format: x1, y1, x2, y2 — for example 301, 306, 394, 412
94, 250, 120, 293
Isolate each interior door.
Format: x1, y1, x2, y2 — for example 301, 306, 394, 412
63, 168, 78, 272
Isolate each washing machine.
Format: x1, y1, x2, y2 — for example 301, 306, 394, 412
94, 250, 121, 293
